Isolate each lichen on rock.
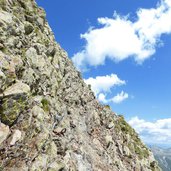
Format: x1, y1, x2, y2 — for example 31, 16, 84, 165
0, 81, 30, 126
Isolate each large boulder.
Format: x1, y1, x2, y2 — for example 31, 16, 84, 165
0, 81, 30, 126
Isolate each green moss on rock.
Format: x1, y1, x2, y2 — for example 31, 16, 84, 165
0, 94, 28, 126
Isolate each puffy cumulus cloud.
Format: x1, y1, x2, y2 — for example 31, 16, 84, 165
98, 91, 129, 104
84, 74, 128, 104
128, 117, 171, 145
72, 0, 171, 70
84, 74, 125, 95
111, 91, 129, 104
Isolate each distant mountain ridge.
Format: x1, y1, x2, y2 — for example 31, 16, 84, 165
151, 146, 171, 171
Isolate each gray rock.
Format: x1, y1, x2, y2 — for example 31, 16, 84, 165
0, 11, 12, 24
3, 81, 30, 97
24, 22, 34, 35
10, 129, 22, 146
0, 122, 10, 145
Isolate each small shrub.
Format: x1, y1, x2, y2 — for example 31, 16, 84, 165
104, 105, 110, 109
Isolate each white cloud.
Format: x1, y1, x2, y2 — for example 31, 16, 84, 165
84, 74, 125, 95
111, 91, 129, 104
98, 91, 128, 104
128, 117, 171, 145
98, 93, 108, 103
84, 74, 128, 104
72, 0, 171, 70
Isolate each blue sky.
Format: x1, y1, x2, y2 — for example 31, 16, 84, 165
36, 0, 171, 146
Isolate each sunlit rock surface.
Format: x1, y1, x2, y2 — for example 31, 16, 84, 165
0, 0, 160, 170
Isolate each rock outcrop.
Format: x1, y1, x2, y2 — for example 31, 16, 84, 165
0, 0, 160, 170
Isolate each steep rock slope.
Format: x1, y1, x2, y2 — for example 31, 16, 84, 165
0, 0, 160, 170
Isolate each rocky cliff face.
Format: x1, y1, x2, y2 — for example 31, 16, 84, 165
0, 0, 160, 170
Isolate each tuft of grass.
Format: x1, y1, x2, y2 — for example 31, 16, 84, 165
41, 98, 49, 112
114, 115, 150, 160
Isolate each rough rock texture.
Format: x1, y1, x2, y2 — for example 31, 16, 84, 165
0, 0, 161, 170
